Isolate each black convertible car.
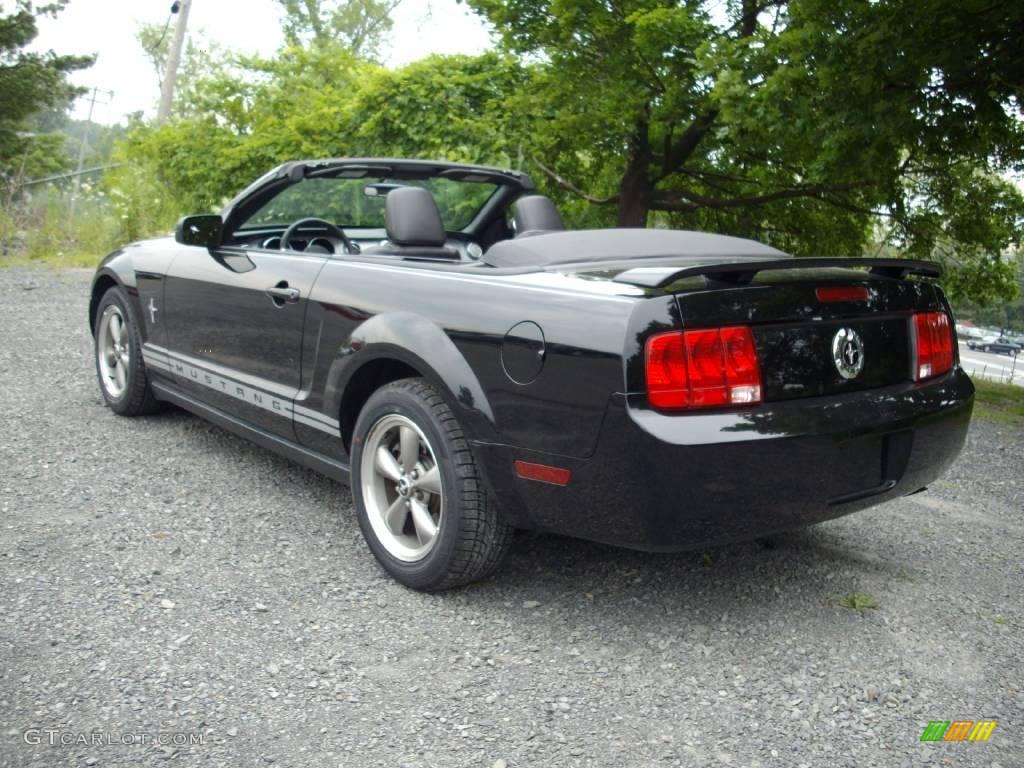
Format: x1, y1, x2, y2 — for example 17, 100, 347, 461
89, 158, 974, 590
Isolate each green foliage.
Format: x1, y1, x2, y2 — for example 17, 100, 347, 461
112, 51, 528, 227
0, 1, 93, 181
103, 158, 180, 244
0, 184, 122, 267
837, 592, 879, 612
346, 53, 530, 165
277, 0, 402, 60
953, 252, 1024, 331
466, 0, 1024, 300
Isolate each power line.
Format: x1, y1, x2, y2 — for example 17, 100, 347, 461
19, 164, 123, 189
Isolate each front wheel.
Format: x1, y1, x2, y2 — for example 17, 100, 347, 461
94, 286, 160, 416
350, 378, 512, 591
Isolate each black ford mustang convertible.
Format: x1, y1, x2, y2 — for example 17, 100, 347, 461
89, 158, 973, 590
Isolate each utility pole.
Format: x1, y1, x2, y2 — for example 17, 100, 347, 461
70, 86, 113, 218
157, 0, 192, 124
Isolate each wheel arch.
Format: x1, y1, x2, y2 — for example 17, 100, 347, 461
328, 311, 497, 452
337, 356, 422, 451
89, 248, 138, 335
89, 274, 121, 335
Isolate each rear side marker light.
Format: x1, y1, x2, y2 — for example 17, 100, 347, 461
514, 460, 571, 486
645, 326, 762, 410
816, 285, 869, 302
913, 311, 954, 381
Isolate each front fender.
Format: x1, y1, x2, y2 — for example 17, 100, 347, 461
89, 239, 178, 346
324, 311, 496, 439
89, 248, 139, 335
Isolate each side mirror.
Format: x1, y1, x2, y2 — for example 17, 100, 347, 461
175, 214, 223, 248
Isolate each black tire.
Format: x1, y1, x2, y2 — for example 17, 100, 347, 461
350, 378, 512, 591
93, 286, 160, 416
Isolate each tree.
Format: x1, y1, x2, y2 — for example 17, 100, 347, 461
345, 53, 529, 165
112, 51, 525, 219
466, 0, 1024, 300
277, 0, 403, 60
0, 0, 93, 180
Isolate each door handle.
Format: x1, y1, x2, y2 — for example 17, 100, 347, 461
266, 283, 300, 304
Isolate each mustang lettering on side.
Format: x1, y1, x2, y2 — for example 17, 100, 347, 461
88, 157, 974, 590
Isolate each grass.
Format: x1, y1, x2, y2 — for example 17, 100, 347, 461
2, 178, 176, 271
976, 609, 1010, 626
972, 378, 1024, 429
897, 567, 918, 582
2, 249, 101, 269
836, 592, 879, 612
2, 195, 118, 270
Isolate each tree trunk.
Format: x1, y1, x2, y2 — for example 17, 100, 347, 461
616, 120, 652, 227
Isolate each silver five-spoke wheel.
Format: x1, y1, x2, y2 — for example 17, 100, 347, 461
359, 414, 444, 562
97, 305, 130, 399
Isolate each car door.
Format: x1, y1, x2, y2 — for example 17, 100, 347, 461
161, 244, 328, 439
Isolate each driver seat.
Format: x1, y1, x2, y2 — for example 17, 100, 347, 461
361, 187, 460, 261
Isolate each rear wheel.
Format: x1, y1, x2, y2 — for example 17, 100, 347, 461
350, 378, 512, 590
94, 286, 160, 416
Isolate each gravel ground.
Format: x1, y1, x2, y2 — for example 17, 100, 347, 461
0, 267, 1020, 768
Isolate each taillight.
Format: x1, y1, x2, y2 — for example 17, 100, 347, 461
645, 332, 690, 409
913, 311, 954, 381
645, 326, 762, 410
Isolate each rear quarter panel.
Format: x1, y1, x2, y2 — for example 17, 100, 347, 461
301, 261, 641, 459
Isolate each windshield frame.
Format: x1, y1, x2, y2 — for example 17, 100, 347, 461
222, 158, 535, 240
236, 174, 502, 233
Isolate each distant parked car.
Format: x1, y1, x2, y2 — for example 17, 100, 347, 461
967, 335, 1022, 356
955, 324, 986, 340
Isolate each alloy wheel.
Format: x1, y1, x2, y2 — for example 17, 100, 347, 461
359, 413, 444, 562
97, 305, 130, 399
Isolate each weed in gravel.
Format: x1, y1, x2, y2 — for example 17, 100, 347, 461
836, 592, 879, 612
976, 609, 1010, 626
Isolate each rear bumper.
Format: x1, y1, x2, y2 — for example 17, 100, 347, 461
478, 368, 974, 551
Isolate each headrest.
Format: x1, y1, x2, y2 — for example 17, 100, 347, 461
514, 195, 564, 237
385, 187, 447, 247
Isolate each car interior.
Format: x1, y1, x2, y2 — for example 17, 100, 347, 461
224, 166, 566, 268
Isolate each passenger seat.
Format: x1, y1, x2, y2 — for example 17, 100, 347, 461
513, 195, 565, 238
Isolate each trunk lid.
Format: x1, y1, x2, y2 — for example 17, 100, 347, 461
667, 269, 943, 401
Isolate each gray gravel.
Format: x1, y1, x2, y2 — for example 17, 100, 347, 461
0, 267, 1021, 768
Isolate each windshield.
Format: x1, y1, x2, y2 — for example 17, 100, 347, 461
240, 176, 500, 231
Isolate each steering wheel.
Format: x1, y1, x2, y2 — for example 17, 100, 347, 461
280, 217, 358, 255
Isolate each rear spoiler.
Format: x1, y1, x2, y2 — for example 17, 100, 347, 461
612, 257, 942, 289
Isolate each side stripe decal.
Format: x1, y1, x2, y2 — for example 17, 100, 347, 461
142, 344, 338, 436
